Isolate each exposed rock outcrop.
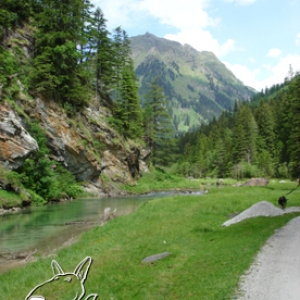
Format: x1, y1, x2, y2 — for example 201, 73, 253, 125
0, 106, 38, 169
0, 25, 150, 199
0, 98, 150, 198
243, 178, 269, 186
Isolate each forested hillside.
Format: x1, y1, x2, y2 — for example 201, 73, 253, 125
0, 0, 177, 206
130, 33, 256, 134
176, 73, 300, 179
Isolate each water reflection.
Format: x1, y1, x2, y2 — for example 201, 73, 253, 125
0, 197, 145, 255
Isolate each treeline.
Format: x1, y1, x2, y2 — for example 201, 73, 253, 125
176, 74, 300, 180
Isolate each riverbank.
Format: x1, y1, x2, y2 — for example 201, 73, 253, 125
1, 181, 300, 299
0, 170, 223, 215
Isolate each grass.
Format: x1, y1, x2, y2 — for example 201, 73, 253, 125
1, 180, 299, 299
0, 190, 23, 209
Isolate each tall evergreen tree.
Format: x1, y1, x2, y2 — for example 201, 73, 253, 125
232, 104, 258, 164
144, 77, 176, 166
29, 0, 92, 110
255, 99, 276, 158
287, 75, 300, 178
117, 62, 143, 139
88, 7, 112, 100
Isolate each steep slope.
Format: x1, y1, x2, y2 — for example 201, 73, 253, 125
0, 25, 150, 203
131, 33, 256, 134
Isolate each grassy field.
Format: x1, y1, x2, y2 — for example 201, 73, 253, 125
1, 179, 300, 299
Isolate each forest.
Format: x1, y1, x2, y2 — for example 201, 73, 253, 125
177, 71, 300, 180
1, 0, 300, 206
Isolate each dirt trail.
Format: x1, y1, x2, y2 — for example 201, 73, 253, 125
235, 216, 300, 299
226, 202, 300, 300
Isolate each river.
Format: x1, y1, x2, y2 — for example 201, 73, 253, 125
0, 191, 204, 273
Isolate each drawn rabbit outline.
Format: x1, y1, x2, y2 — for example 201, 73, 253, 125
25, 256, 98, 300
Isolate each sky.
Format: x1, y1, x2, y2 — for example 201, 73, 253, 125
90, 0, 300, 91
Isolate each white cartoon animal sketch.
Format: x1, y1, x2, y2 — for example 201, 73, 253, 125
25, 256, 98, 300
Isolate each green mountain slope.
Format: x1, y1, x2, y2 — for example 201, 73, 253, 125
130, 33, 256, 134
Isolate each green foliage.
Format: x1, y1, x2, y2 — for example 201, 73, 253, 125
0, 189, 23, 209
143, 76, 177, 166
15, 122, 82, 202
0, 46, 19, 99
26, 189, 47, 206
29, 0, 91, 109
287, 75, 300, 178
178, 74, 300, 179
0, 0, 32, 37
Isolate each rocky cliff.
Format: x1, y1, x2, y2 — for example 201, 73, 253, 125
0, 97, 150, 198
0, 26, 150, 199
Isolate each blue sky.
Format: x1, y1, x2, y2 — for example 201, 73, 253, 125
90, 0, 300, 91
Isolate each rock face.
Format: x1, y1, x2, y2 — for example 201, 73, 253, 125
35, 98, 103, 182
0, 98, 150, 197
0, 26, 150, 198
0, 106, 38, 169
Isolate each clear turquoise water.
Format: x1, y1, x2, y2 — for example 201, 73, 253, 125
0, 196, 148, 255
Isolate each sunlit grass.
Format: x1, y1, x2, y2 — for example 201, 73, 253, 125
0, 190, 23, 209
1, 183, 300, 299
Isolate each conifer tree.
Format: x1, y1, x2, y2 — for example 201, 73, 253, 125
118, 62, 143, 139
255, 99, 276, 158
232, 104, 258, 164
29, 0, 92, 111
144, 77, 176, 166
88, 7, 112, 100
287, 75, 300, 178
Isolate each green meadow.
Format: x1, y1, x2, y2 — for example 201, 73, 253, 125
1, 179, 300, 300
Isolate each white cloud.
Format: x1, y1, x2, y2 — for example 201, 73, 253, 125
223, 0, 257, 5
220, 39, 237, 56
269, 54, 300, 82
224, 62, 261, 90
296, 33, 300, 46
165, 30, 236, 57
92, 0, 217, 33
267, 48, 282, 58
91, 0, 145, 30
225, 54, 300, 91
95, 0, 236, 57
140, 0, 216, 29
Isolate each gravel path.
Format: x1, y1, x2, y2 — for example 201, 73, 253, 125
225, 201, 300, 300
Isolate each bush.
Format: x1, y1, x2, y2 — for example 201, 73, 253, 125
26, 189, 46, 206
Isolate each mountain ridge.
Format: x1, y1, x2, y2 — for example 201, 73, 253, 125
130, 32, 256, 133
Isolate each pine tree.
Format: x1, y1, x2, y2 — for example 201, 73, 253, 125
255, 99, 276, 158
287, 75, 300, 178
144, 77, 176, 166
233, 104, 258, 164
88, 7, 112, 100
29, 0, 92, 110
118, 62, 143, 139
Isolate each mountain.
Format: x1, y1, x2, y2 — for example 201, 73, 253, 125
130, 33, 256, 134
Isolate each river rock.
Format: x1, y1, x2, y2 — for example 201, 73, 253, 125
142, 252, 171, 263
